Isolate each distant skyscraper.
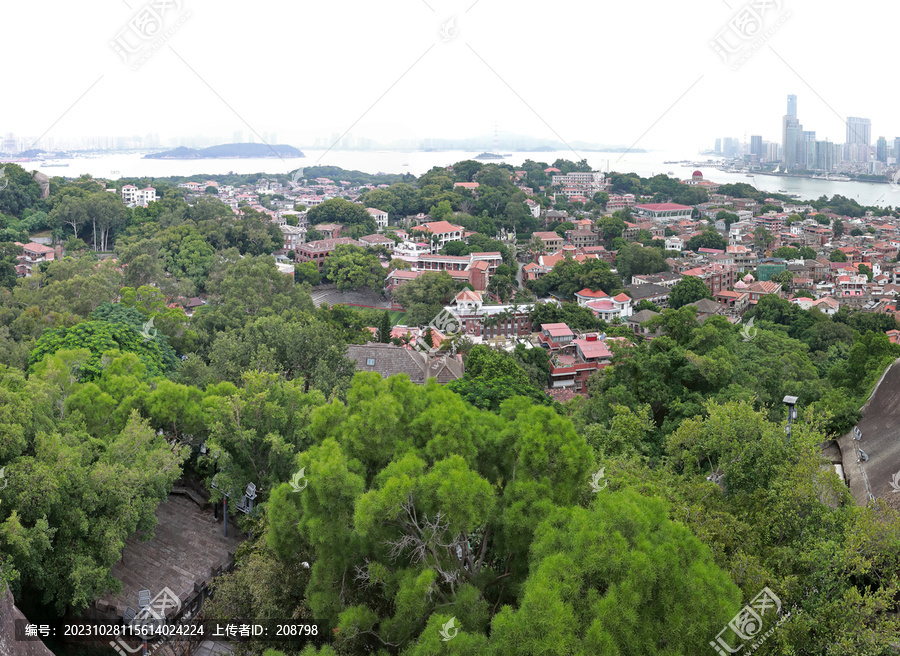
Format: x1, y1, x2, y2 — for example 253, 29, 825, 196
876, 136, 887, 163
893, 138, 900, 162
782, 116, 803, 169
750, 135, 763, 157
811, 141, 834, 171
846, 117, 871, 146
715, 138, 722, 154
801, 131, 816, 169
722, 137, 740, 158
786, 94, 797, 118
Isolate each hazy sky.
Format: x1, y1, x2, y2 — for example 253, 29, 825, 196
4, 0, 899, 153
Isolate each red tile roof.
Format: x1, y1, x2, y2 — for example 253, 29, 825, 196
411, 221, 463, 234
575, 288, 608, 299
573, 339, 612, 358
542, 323, 574, 337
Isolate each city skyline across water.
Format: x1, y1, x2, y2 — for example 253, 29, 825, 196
18, 149, 900, 209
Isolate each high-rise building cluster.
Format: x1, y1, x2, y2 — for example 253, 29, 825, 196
715, 96, 898, 176
778, 95, 897, 173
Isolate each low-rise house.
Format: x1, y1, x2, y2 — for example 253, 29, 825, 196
584, 293, 633, 322
790, 296, 840, 315
687, 298, 725, 323
625, 309, 661, 336
366, 208, 389, 230
566, 229, 599, 248
544, 329, 618, 395
745, 280, 782, 305
447, 291, 534, 338
631, 272, 683, 288
715, 290, 750, 314
680, 264, 737, 296
537, 323, 576, 350
624, 283, 671, 308
314, 223, 343, 240
278, 224, 306, 255
16, 242, 57, 276
531, 231, 564, 252
347, 344, 463, 384
410, 220, 465, 251
574, 288, 609, 306
360, 234, 395, 248
836, 273, 867, 297
121, 185, 156, 207
384, 269, 423, 294
295, 237, 364, 272
523, 262, 548, 281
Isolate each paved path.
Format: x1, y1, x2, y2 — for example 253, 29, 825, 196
838, 359, 900, 510
97, 495, 244, 618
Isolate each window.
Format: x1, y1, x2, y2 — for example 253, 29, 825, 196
366, 358, 375, 366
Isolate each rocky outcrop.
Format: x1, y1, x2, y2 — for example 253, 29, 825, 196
0, 580, 53, 656
30, 171, 49, 199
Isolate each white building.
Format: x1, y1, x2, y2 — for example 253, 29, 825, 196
410, 220, 465, 252
393, 240, 432, 265
665, 236, 685, 251
121, 185, 156, 207
367, 207, 389, 230
584, 293, 633, 322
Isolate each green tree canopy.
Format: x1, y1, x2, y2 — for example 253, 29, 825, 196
668, 276, 713, 309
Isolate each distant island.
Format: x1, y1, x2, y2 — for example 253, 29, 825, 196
144, 143, 305, 159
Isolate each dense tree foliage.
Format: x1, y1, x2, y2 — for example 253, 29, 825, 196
391, 272, 458, 326
0, 160, 898, 655
323, 245, 386, 291
668, 275, 713, 308
527, 257, 622, 300
306, 198, 377, 236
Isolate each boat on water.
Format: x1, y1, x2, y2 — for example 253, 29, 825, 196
667, 171, 675, 175
41, 161, 70, 167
